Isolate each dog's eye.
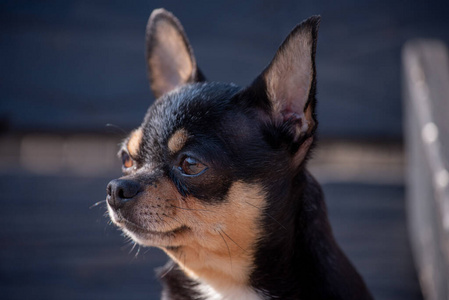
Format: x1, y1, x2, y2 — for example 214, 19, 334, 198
121, 152, 134, 169
179, 156, 207, 176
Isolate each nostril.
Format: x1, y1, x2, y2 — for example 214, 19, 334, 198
118, 187, 126, 199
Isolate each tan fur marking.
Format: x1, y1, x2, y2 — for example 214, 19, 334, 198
167, 128, 189, 154
127, 128, 143, 157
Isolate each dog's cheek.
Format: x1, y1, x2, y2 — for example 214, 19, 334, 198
182, 181, 267, 256
140, 178, 184, 228
216, 181, 267, 252
132, 195, 178, 230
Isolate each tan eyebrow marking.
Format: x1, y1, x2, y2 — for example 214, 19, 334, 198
127, 128, 143, 157
168, 128, 189, 154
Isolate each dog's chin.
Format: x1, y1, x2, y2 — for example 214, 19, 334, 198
122, 225, 190, 247
108, 206, 190, 247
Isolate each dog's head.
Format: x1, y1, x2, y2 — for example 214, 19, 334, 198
107, 8, 319, 287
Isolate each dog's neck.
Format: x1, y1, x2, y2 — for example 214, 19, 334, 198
163, 243, 258, 297
161, 239, 263, 299
249, 170, 371, 299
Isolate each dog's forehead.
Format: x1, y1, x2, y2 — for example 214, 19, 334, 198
142, 83, 240, 137
139, 82, 242, 154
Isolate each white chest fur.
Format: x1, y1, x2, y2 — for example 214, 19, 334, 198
196, 281, 263, 300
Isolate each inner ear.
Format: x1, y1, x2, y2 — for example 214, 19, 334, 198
261, 16, 320, 141
145, 9, 204, 99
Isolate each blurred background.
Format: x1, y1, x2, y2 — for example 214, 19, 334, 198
1, 0, 449, 299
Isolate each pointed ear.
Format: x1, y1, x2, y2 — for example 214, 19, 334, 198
256, 16, 320, 140
145, 9, 205, 99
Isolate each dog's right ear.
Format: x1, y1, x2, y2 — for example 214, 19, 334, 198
146, 8, 205, 99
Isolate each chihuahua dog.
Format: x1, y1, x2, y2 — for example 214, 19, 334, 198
106, 8, 373, 300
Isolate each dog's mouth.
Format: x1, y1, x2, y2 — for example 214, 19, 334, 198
109, 207, 191, 242
122, 218, 190, 238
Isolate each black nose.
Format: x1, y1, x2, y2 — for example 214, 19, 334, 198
107, 179, 142, 209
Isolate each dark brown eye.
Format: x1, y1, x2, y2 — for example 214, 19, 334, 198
121, 151, 134, 169
179, 156, 207, 176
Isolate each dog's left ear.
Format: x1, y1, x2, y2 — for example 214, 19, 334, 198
250, 16, 320, 146
247, 16, 320, 163
145, 8, 205, 99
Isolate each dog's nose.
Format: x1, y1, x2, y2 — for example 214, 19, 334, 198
107, 179, 142, 209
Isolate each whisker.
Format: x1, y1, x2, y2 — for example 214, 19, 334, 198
129, 241, 137, 254
90, 200, 107, 209
155, 213, 165, 224
170, 205, 213, 213
156, 214, 178, 232
121, 239, 134, 252
163, 214, 183, 226
135, 245, 141, 258
221, 230, 245, 252
245, 201, 287, 230
218, 230, 232, 268
106, 123, 127, 134
159, 262, 175, 278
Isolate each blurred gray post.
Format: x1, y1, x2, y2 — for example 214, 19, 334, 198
403, 40, 449, 300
